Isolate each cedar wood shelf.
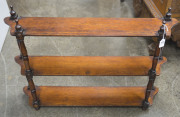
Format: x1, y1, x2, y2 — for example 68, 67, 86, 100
4, 14, 179, 110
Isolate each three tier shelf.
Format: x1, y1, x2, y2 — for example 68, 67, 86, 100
4, 6, 179, 110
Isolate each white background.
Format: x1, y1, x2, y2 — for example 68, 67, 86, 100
0, 0, 9, 52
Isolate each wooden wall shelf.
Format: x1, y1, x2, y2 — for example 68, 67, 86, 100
15, 56, 166, 76
4, 6, 179, 110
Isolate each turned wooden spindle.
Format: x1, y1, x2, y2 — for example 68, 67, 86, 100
15, 19, 23, 59
10, 5, 18, 20
142, 21, 166, 110
15, 19, 40, 110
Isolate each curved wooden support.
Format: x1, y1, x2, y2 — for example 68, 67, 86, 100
4, 17, 178, 37
23, 86, 159, 107
15, 56, 167, 76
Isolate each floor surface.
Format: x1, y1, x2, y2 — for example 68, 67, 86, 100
1, 0, 180, 117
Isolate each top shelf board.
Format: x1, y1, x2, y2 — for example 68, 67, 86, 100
4, 17, 178, 37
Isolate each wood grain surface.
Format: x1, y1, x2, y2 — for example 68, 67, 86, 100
4, 17, 178, 37
23, 86, 159, 107
15, 56, 167, 76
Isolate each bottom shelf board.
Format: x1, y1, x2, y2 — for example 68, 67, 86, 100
23, 86, 158, 107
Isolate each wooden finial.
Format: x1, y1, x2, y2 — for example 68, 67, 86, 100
15, 19, 23, 34
162, 20, 166, 24
15, 19, 20, 30
10, 5, 18, 20
161, 20, 166, 30
158, 20, 166, 39
164, 8, 171, 21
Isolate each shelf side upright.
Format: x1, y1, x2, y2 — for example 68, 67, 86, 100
9, 6, 41, 110
143, 21, 167, 110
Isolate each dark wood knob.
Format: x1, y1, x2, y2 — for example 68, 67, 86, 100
166, 8, 172, 17
15, 19, 22, 31
162, 20, 166, 25
164, 7, 171, 21
10, 5, 18, 20
10, 6, 15, 15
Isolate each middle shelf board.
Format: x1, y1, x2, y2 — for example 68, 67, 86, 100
15, 56, 166, 76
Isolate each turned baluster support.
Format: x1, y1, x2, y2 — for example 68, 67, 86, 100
142, 21, 166, 110
15, 19, 40, 110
